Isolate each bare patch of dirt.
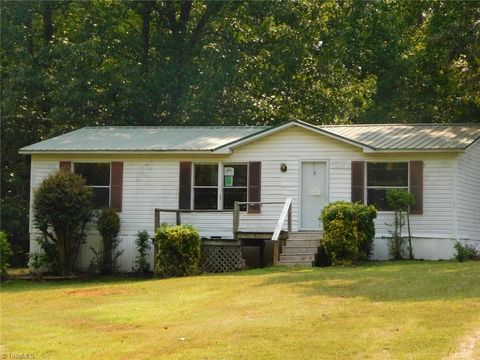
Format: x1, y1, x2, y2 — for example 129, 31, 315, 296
447, 328, 480, 360
70, 318, 140, 332
65, 288, 126, 297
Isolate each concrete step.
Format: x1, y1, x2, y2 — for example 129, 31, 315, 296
282, 246, 318, 255
288, 231, 323, 241
279, 254, 316, 262
277, 260, 313, 267
284, 239, 321, 247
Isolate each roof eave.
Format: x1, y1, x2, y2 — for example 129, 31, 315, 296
19, 149, 232, 155
362, 148, 465, 153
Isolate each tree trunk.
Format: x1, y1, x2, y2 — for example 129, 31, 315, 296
140, 3, 152, 72
42, 3, 54, 46
407, 210, 413, 259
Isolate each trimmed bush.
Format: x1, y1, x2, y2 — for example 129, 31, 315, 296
154, 224, 201, 277
321, 201, 377, 265
95, 208, 122, 274
33, 170, 93, 275
0, 231, 13, 278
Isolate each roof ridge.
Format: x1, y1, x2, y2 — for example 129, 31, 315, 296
82, 125, 268, 129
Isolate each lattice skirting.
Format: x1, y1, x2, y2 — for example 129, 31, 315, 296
201, 244, 245, 273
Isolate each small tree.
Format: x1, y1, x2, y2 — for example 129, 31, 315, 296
132, 230, 152, 274
96, 208, 122, 274
386, 189, 415, 260
33, 170, 93, 275
321, 201, 377, 265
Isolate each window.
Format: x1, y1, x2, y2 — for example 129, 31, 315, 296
223, 164, 248, 210
74, 163, 110, 208
366, 162, 408, 211
193, 164, 218, 209
192, 163, 248, 210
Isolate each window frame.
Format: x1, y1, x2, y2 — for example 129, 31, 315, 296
191, 162, 249, 210
365, 161, 410, 212
192, 162, 220, 210
73, 162, 112, 208
222, 162, 248, 210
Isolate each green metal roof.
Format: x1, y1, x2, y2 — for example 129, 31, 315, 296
19, 122, 480, 154
19, 126, 268, 153
318, 123, 480, 150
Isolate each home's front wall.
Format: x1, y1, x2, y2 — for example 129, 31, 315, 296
29, 125, 464, 270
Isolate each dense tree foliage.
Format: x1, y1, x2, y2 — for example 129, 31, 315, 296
33, 170, 93, 274
1, 1, 479, 263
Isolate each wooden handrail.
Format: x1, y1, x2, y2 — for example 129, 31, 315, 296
154, 200, 293, 267
271, 198, 292, 241
155, 200, 292, 238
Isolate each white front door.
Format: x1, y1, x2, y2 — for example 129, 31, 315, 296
300, 161, 327, 230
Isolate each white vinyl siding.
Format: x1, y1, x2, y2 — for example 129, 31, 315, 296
455, 140, 480, 240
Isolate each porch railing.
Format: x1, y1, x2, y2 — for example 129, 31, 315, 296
154, 197, 293, 265
154, 208, 233, 232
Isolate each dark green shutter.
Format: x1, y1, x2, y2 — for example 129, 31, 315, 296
110, 162, 123, 212
409, 161, 423, 214
179, 161, 192, 209
351, 161, 365, 203
248, 162, 261, 213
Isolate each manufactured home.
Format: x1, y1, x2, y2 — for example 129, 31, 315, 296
20, 120, 480, 270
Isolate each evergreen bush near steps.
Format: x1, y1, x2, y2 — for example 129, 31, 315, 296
320, 201, 377, 265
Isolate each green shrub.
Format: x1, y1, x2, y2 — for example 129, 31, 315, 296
0, 231, 13, 278
28, 252, 50, 278
154, 224, 201, 277
453, 241, 479, 262
386, 189, 416, 260
321, 201, 377, 265
33, 170, 93, 275
132, 230, 152, 274
95, 208, 123, 274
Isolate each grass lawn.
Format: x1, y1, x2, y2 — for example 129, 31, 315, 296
1, 261, 480, 359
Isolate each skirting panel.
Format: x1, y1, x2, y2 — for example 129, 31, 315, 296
201, 244, 245, 273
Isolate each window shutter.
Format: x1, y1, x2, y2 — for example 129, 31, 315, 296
179, 161, 192, 210
59, 161, 71, 172
409, 161, 423, 215
110, 162, 123, 212
351, 161, 365, 203
248, 162, 261, 213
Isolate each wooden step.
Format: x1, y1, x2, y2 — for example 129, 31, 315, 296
284, 239, 321, 247
277, 260, 314, 267
282, 246, 318, 255
288, 231, 323, 241
279, 254, 316, 262
276, 231, 322, 266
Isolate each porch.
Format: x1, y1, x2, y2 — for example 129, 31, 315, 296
153, 198, 323, 272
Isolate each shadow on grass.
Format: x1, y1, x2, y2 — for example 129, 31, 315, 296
2, 261, 479, 303
253, 261, 480, 302
0, 275, 153, 293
